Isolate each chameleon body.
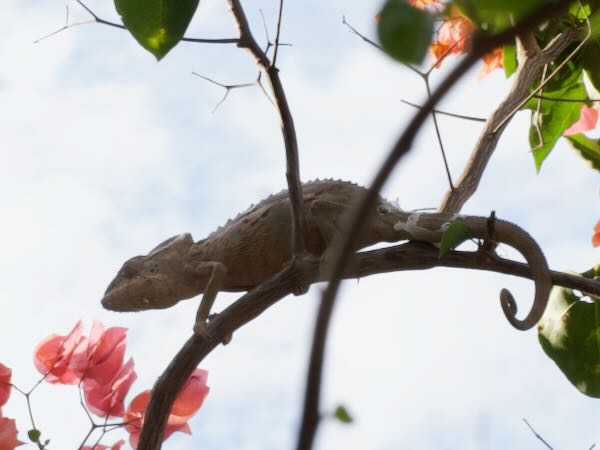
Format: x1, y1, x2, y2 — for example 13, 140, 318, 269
102, 180, 552, 332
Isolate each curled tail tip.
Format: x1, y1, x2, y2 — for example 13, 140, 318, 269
499, 288, 539, 331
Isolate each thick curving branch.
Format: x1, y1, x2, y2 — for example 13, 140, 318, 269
438, 27, 580, 214
137, 239, 600, 449
227, 0, 306, 260
296, 3, 575, 450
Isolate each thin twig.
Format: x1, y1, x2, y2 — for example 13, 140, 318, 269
191, 72, 256, 112
534, 94, 599, 103
36, 0, 240, 44
425, 78, 454, 189
342, 16, 454, 190
341, 17, 422, 77
401, 99, 486, 122
271, 0, 285, 67
297, 3, 574, 450
523, 419, 554, 449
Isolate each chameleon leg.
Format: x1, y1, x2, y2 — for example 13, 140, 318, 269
185, 261, 227, 338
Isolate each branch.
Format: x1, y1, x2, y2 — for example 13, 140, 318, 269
227, 0, 306, 260
439, 27, 581, 214
70, 0, 238, 44
297, 3, 575, 450
136, 240, 600, 449
401, 99, 486, 122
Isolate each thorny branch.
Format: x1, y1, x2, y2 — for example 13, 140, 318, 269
226, 0, 306, 261
297, 2, 575, 450
36, 0, 239, 44
136, 239, 600, 450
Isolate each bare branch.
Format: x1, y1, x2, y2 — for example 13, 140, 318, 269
191, 72, 256, 112
523, 419, 554, 449
401, 99, 486, 122
271, 0, 285, 67
37, 0, 240, 44
226, 0, 306, 260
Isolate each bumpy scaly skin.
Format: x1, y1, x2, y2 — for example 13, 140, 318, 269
102, 180, 551, 331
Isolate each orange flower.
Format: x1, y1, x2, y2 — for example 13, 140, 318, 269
409, 0, 444, 10
430, 14, 475, 67
564, 105, 599, 136
0, 364, 11, 409
592, 220, 600, 247
0, 417, 24, 450
123, 369, 210, 449
479, 47, 504, 78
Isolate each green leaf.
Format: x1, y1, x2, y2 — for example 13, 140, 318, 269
566, 134, 600, 172
377, 0, 434, 65
570, 2, 592, 19
114, 0, 200, 60
528, 82, 586, 171
591, 11, 600, 38
582, 40, 600, 92
503, 43, 517, 78
538, 268, 600, 397
333, 405, 353, 424
438, 222, 472, 257
28, 429, 41, 443
454, 0, 545, 29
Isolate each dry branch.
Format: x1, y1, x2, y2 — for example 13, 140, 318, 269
438, 27, 580, 214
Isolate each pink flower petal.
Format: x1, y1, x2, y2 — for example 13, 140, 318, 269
0, 417, 25, 450
33, 321, 86, 384
0, 364, 12, 408
83, 358, 137, 418
564, 105, 599, 136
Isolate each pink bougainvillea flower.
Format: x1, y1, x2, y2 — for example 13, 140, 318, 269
83, 358, 137, 418
168, 369, 210, 423
123, 369, 209, 449
71, 321, 127, 387
0, 364, 12, 408
564, 105, 599, 136
33, 321, 86, 384
592, 220, 600, 247
81, 438, 125, 450
0, 417, 24, 450
479, 47, 504, 78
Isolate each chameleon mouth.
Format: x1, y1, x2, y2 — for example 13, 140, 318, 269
101, 275, 179, 312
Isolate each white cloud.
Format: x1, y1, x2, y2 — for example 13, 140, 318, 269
1, 1, 599, 449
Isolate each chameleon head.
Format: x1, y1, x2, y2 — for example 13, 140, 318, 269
101, 233, 195, 312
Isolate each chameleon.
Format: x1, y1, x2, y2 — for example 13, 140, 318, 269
101, 179, 552, 334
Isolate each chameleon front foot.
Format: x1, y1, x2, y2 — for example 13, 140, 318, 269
193, 313, 232, 344
193, 319, 212, 340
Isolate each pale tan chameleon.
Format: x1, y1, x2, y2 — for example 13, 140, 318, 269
102, 179, 552, 334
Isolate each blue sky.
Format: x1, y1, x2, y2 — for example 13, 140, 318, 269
1, 1, 600, 449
